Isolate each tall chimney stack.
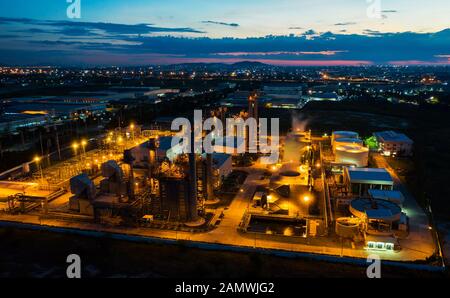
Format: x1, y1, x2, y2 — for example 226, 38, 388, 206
188, 123, 199, 221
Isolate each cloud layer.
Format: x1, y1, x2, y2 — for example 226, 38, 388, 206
0, 17, 449, 66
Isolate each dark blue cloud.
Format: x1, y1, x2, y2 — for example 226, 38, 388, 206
202, 21, 239, 27
0, 16, 449, 66
0, 16, 205, 35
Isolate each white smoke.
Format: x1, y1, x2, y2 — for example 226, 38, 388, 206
291, 112, 309, 132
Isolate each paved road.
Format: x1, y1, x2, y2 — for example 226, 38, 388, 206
373, 154, 436, 259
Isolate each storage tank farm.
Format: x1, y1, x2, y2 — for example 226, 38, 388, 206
331, 131, 369, 167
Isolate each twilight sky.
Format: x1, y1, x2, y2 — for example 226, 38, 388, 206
0, 0, 449, 66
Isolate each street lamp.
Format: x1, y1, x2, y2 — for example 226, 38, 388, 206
35, 156, 48, 214
81, 139, 87, 154
81, 139, 87, 162
303, 195, 311, 203
72, 142, 79, 162
34, 156, 44, 183
117, 136, 124, 150
130, 123, 135, 141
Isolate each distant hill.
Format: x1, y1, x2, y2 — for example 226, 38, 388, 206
231, 61, 268, 67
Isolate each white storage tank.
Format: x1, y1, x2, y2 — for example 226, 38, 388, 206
335, 144, 369, 167
332, 137, 363, 152
332, 131, 359, 143
335, 217, 361, 239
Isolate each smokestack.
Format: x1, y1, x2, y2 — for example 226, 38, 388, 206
124, 149, 135, 200
248, 91, 259, 152
206, 153, 214, 201
188, 126, 199, 221
248, 91, 259, 121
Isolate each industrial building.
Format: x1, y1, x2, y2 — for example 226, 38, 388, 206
221, 91, 253, 107
156, 136, 185, 161
260, 84, 304, 109
302, 92, 340, 102
3, 97, 108, 118
343, 167, 394, 197
0, 113, 48, 132
212, 136, 246, 155
374, 131, 414, 157
201, 152, 233, 188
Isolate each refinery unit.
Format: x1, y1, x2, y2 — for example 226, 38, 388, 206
0, 93, 437, 264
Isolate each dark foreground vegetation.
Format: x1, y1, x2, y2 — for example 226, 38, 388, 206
0, 227, 445, 278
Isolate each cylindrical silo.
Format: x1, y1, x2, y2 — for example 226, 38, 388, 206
335, 144, 369, 167
335, 217, 361, 239
332, 131, 359, 145
332, 137, 363, 153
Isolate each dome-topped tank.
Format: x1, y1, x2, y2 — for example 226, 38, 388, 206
332, 131, 359, 140
335, 144, 369, 167
332, 137, 363, 152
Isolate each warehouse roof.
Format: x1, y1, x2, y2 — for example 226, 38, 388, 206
374, 131, 413, 144
346, 167, 394, 185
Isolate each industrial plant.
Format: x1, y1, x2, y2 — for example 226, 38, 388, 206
0, 91, 440, 268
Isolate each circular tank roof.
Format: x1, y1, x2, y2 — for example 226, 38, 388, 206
333, 131, 358, 136
334, 137, 362, 144
336, 144, 369, 153
350, 198, 402, 222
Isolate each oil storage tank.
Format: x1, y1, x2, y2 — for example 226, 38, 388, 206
332, 131, 359, 143
336, 217, 361, 239
332, 137, 363, 153
335, 144, 369, 167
